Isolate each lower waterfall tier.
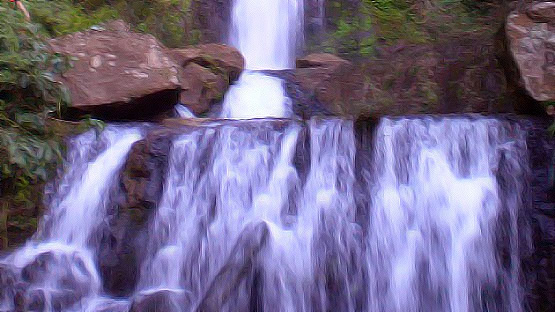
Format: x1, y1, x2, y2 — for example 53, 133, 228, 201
1, 116, 553, 312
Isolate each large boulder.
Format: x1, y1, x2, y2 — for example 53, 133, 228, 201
168, 44, 245, 116
49, 20, 181, 119
506, 2, 555, 102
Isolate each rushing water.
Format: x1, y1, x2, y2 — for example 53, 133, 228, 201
220, 0, 303, 119
0, 116, 529, 311
0, 0, 540, 310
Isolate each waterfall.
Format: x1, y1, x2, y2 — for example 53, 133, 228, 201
0, 0, 542, 309
0, 126, 142, 311
220, 0, 303, 119
0, 116, 531, 311
365, 118, 525, 312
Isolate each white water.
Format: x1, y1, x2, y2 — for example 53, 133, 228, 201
0, 117, 527, 311
366, 118, 524, 312
0, 127, 141, 311
221, 0, 303, 119
0, 0, 530, 310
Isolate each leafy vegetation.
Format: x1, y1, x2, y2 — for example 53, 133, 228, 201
316, 0, 499, 58
25, 0, 197, 48
0, 2, 108, 247
1, 3, 70, 206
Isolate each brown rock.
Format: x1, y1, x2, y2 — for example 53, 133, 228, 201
179, 63, 228, 115
169, 43, 245, 82
296, 53, 352, 70
49, 20, 181, 119
506, 7, 555, 102
293, 54, 367, 118
527, 2, 555, 23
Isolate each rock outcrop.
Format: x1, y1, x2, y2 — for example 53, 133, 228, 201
49, 22, 245, 120
49, 21, 181, 120
269, 53, 367, 119
506, 2, 555, 102
169, 44, 245, 115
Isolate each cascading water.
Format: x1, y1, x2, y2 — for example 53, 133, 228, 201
0, 126, 142, 311
0, 0, 543, 310
220, 0, 303, 119
365, 118, 525, 312
0, 116, 531, 311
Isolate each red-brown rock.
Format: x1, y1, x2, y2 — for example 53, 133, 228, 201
169, 43, 245, 82
294, 53, 367, 118
49, 20, 181, 119
168, 44, 245, 115
179, 63, 228, 115
506, 4, 555, 102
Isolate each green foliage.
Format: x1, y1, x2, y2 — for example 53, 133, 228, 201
316, 0, 497, 58
24, 1, 195, 48
320, 0, 426, 58
27, 0, 118, 37
0, 3, 70, 208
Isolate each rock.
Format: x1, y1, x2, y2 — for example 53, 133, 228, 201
19, 251, 96, 310
280, 53, 367, 119
506, 4, 555, 102
196, 222, 269, 312
49, 20, 181, 119
296, 53, 351, 70
96, 131, 172, 297
168, 44, 244, 116
169, 43, 245, 82
179, 63, 228, 115
130, 289, 190, 312
121, 132, 171, 226
527, 1, 555, 22
191, 0, 232, 43
0, 264, 18, 308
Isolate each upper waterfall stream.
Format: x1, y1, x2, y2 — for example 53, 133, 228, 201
220, 0, 303, 119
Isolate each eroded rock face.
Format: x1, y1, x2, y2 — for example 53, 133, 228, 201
178, 63, 228, 115
168, 43, 245, 115
506, 2, 555, 102
49, 20, 181, 119
96, 131, 172, 297
169, 44, 244, 82
274, 53, 367, 119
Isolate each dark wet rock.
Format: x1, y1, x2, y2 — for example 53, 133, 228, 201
49, 20, 181, 120
97, 130, 172, 297
191, 0, 232, 43
16, 289, 46, 312
121, 132, 172, 226
130, 289, 189, 312
18, 251, 95, 310
0, 264, 19, 309
517, 117, 555, 312
196, 221, 269, 312
21, 252, 55, 283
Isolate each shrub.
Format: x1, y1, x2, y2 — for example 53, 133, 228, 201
0, 3, 70, 208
